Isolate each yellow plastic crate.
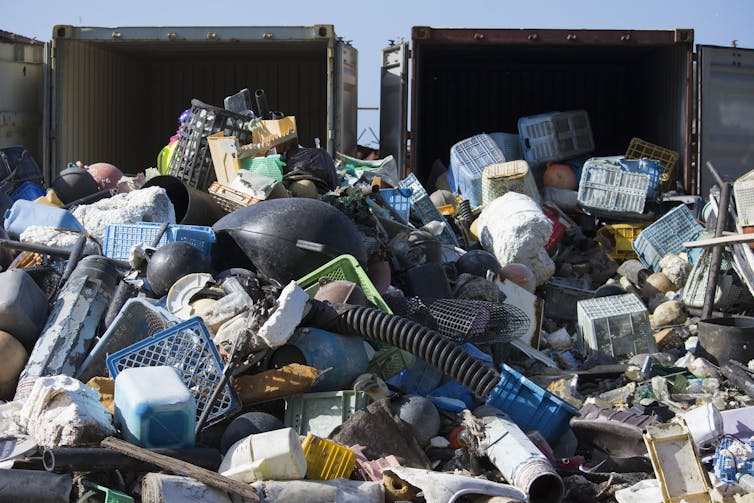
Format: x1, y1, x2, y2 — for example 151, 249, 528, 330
625, 137, 679, 190
595, 223, 649, 261
301, 434, 356, 480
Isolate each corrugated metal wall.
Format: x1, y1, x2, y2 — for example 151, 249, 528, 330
54, 40, 328, 175
412, 44, 689, 185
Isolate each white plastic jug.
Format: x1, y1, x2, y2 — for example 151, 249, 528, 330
219, 427, 307, 483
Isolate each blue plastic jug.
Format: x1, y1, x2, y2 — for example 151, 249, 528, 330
4, 199, 85, 238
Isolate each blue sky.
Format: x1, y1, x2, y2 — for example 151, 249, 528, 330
4, 0, 754, 147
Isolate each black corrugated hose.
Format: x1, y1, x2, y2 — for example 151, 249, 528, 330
319, 303, 500, 400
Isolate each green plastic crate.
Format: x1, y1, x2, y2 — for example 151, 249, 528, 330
296, 254, 391, 313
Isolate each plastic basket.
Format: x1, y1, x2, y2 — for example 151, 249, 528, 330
489, 132, 523, 161
208, 182, 260, 213
485, 363, 580, 442
734, 169, 754, 227
577, 159, 649, 216
10, 181, 45, 202
102, 221, 215, 261
632, 205, 703, 271
449, 134, 506, 207
544, 278, 594, 321
77, 299, 178, 382
618, 157, 662, 199
301, 434, 356, 480
577, 294, 655, 357
518, 110, 594, 166
379, 188, 412, 222
284, 391, 369, 437
398, 173, 459, 246
296, 255, 391, 313
595, 223, 649, 261
168, 99, 252, 191
105, 317, 240, 428
625, 137, 679, 190
481, 160, 540, 206
682, 247, 752, 310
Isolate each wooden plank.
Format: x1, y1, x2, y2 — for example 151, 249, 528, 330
101, 437, 259, 501
683, 234, 754, 248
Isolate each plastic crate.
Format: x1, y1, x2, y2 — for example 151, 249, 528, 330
518, 110, 594, 166
10, 181, 45, 202
734, 169, 754, 227
208, 181, 260, 213
485, 363, 580, 442
682, 247, 752, 310
449, 134, 506, 207
379, 188, 412, 222
284, 391, 369, 437
481, 160, 540, 206
296, 254, 391, 313
489, 132, 523, 161
577, 294, 655, 357
301, 434, 356, 480
544, 278, 594, 321
398, 173, 459, 246
625, 137, 679, 190
595, 223, 649, 261
239, 155, 284, 182
577, 159, 650, 216
106, 317, 240, 428
102, 221, 215, 261
168, 99, 252, 191
617, 157, 662, 199
77, 298, 178, 383
632, 205, 703, 271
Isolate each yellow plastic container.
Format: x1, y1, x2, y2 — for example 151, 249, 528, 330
595, 223, 649, 261
301, 434, 355, 481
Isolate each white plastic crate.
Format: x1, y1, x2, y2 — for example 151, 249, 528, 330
449, 134, 506, 208
632, 205, 703, 271
518, 110, 594, 166
577, 294, 655, 357
577, 159, 649, 216
734, 169, 754, 227
489, 132, 523, 161
481, 160, 541, 206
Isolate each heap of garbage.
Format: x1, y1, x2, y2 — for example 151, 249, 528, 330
0, 91, 753, 503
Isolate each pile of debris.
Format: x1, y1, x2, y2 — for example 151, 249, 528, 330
0, 93, 752, 502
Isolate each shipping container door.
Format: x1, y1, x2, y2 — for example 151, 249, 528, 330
335, 42, 358, 156
379, 42, 408, 176
697, 45, 754, 196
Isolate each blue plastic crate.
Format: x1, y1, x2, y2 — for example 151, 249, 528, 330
518, 110, 594, 166
106, 317, 240, 428
485, 363, 580, 442
379, 188, 412, 222
449, 134, 506, 208
103, 221, 215, 261
398, 173, 459, 246
10, 181, 46, 202
618, 158, 662, 199
489, 132, 523, 161
632, 205, 703, 271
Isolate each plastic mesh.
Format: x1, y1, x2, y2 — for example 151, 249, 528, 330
428, 299, 530, 344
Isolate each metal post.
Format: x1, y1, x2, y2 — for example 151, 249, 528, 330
702, 162, 731, 319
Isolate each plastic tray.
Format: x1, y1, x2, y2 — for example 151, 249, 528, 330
632, 205, 703, 271
77, 298, 178, 383
485, 363, 580, 442
102, 221, 216, 261
449, 134, 506, 207
379, 188, 412, 222
239, 155, 284, 181
734, 169, 754, 227
296, 254, 391, 313
399, 173, 459, 246
544, 278, 594, 321
577, 159, 649, 216
481, 160, 540, 206
625, 137, 679, 190
284, 391, 369, 437
106, 317, 240, 428
577, 294, 655, 357
168, 99, 253, 191
208, 182, 260, 213
518, 110, 594, 166
595, 223, 649, 261
301, 434, 356, 480
10, 181, 46, 202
